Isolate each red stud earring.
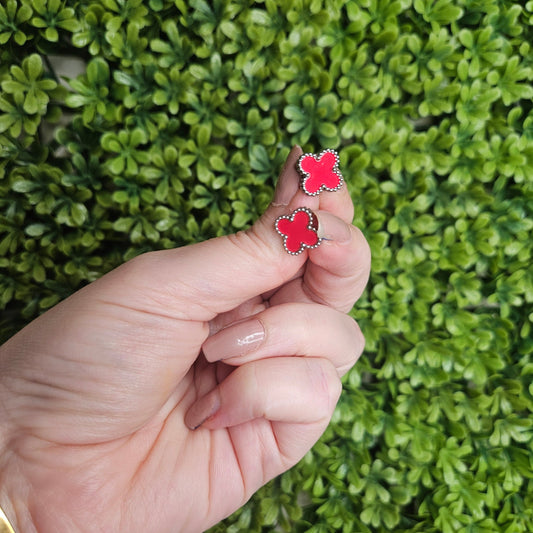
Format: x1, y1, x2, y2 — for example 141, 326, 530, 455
298, 149, 343, 196
275, 207, 321, 255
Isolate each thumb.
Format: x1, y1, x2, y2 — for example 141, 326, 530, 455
95, 146, 313, 321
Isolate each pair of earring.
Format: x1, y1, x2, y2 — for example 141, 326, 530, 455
275, 149, 343, 255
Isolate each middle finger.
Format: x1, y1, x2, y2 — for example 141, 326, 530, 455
201, 301, 365, 376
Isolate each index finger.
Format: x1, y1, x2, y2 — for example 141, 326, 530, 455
268, 211, 371, 312
269, 149, 371, 312
307, 213, 371, 311
300, 157, 370, 311
275, 146, 355, 225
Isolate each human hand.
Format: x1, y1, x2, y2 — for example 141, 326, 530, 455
0, 146, 370, 532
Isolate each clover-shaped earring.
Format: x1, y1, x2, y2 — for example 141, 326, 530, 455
275, 207, 320, 255
298, 149, 343, 196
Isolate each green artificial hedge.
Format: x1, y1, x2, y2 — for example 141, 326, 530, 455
1, 0, 533, 531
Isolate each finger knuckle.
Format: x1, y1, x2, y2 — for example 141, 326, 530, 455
306, 358, 342, 416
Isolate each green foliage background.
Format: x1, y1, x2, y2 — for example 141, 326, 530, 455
1, 0, 533, 531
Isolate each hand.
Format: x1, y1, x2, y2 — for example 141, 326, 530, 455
0, 146, 370, 533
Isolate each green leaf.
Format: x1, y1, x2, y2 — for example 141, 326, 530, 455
25, 224, 47, 237
87, 58, 110, 85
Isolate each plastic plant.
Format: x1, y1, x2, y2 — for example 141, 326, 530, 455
1, 1, 532, 532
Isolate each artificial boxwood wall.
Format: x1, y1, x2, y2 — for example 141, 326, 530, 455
1, 0, 533, 531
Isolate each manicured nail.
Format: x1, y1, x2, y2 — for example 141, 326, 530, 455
272, 145, 303, 206
203, 318, 265, 362
317, 212, 352, 244
185, 390, 221, 430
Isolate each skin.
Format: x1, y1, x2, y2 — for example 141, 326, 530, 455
0, 146, 371, 532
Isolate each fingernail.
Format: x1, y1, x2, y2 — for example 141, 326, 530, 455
272, 145, 303, 206
203, 318, 265, 362
317, 212, 352, 244
185, 390, 221, 430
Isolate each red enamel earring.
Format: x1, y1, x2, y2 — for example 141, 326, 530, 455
298, 149, 343, 196
275, 207, 321, 255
